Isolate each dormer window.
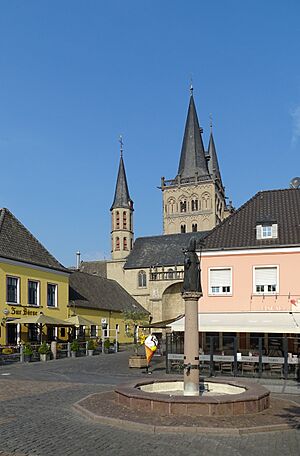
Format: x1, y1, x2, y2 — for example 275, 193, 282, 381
256, 223, 278, 240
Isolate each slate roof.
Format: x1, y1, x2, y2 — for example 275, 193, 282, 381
110, 155, 133, 210
203, 189, 300, 250
0, 208, 68, 272
124, 231, 209, 269
69, 271, 148, 314
80, 260, 107, 278
207, 132, 223, 187
177, 92, 209, 179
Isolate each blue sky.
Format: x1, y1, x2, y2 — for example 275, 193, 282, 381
1, 1, 300, 267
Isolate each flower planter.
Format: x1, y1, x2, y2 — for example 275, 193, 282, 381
71, 351, 78, 358
88, 350, 94, 356
128, 355, 147, 368
40, 353, 50, 362
24, 354, 32, 363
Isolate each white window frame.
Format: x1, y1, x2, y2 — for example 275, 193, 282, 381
47, 283, 58, 308
253, 265, 279, 295
28, 279, 40, 306
6, 276, 20, 304
208, 267, 232, 296
256, 223, 278, 240
138, 270, 147, 288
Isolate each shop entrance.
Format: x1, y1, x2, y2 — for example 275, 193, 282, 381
7, 324, 17, 345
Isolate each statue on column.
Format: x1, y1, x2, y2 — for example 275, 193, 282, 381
182, 237, 202, 293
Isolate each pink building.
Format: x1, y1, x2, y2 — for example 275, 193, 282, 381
172, 189, 300, 359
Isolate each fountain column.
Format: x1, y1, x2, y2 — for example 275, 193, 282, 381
183, 291, 202, 396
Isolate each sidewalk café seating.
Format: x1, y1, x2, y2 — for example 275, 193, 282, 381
269, 363, 283, 377
241, 362, 257, 375
220, 362, 233, 374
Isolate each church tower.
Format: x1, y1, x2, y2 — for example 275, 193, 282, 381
110, 138, 134, 260
160, 87, 229, 234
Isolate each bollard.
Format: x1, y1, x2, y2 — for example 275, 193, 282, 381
51, 341, 57, 360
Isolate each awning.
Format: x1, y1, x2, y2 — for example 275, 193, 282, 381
170, 312, 300, 334
140, 314, 184, 329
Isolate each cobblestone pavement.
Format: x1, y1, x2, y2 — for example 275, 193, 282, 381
0, 351, 299, 456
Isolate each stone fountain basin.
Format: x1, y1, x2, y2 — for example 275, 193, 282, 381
115, 377, 270, 416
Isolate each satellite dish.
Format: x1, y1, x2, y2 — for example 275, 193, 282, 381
290, 177, 300, 188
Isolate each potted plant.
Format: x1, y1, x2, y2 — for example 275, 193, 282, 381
38, 342, 51, 362
23, 343, 33, 363
87, 339, 95, 356
103, 338, 111, 354
70, 340, 80, 358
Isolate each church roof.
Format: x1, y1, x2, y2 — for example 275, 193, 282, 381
110, 155, 133, 211
204, 188, 300, 250
69, 270, 148, 314
0, 208, 68, 272
124, 231, 209, 269
177, 91, 209, 179
207, 131, 223, 186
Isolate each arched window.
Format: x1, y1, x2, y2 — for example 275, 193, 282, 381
167, 268, 174, 279
167, 198, 176, 214
123, 211, 127, 229
123, 237, 128, 250
138, 270, 147, 288
202, 193, 211, 210
181, 224, 186, 233
116, 211, 120, 229
180, 200, 187, 212
115, 237, 120, 250
191, 199, 198, 211
192, 223, 197, 232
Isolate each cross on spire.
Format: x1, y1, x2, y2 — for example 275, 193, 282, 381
119, 135, 124, 157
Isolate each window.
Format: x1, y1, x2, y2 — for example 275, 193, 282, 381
115, 237, 120, 250
7, 276, 19, 303
202, 192, 211, 210
123, 211, 127, 229
138, 270, 147, 288
209, 268, 232, 295
47, 283, 57, 307
91, 325, 97, 337
192, 223, 197, 232
123, 237, 128, 250
254, 266, 278, 294
181, 224, 186, 233
60, 328, 66, 338
256, 223, 278, 240
116, 211, 120, 229
116, 324, 119, 333
191, 199, 198, 211
28, 323, 38, 341
180, 200, 187, 212
167, 268, 174, 279
28, 280, 39, 306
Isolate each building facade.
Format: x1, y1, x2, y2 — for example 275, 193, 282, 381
0, 208, 69, 345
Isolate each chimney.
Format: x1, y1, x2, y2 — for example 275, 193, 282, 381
76, 251, 81, 270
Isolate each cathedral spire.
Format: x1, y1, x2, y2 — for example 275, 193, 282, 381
177, 89, 209, 179
110, 139, 133, 211
207, 128, 222, 186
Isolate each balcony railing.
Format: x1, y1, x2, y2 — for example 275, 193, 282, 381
150, 271, 184, 281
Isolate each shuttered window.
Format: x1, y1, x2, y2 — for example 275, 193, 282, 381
254, 267, 278, 293
209, 268, 232, 295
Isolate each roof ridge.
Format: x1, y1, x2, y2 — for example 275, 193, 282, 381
203, 191, 262, 244
0, 208, 7, 232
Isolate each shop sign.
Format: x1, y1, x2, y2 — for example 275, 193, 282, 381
10, 306, 38, 316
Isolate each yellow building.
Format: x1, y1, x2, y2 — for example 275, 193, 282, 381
0, 208, 69, 345
69, 270, 149, 344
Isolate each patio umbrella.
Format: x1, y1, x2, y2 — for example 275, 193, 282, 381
64, 315, 99, 326
7, 314, 73, 326
7, 314, 73, 343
